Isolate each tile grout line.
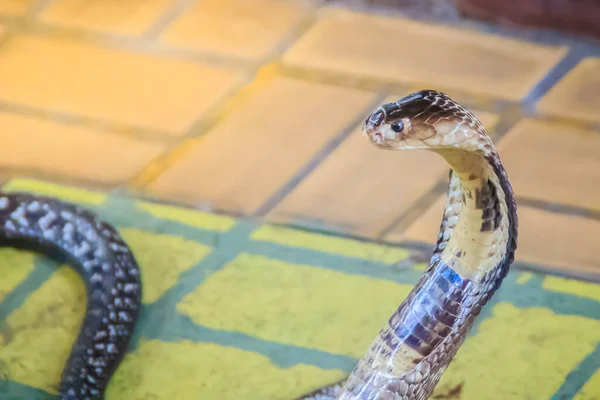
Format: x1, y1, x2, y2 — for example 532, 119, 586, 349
0, 258, 60, 322
27, 0, 55, 17
0, 16, 252, 73
126, 78, 253, 193
377, 179, 447, 240
0, 100, 179, 144
549, 343, 600, 399
521, 45, 588, 112
0, 165, 150, 195
252, 92, 391, 217
142, 0, 197, 40
517, 197, 600, 221
277, 64, 534, 120
253, 0, 323, 67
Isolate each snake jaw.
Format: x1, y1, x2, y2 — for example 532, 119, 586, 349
373, 131, 384, 144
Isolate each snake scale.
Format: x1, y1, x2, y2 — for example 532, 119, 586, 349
0, 90, 516, 400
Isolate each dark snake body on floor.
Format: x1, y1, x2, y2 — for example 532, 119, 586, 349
0, 193, 141, 399
0, 90, 517, 400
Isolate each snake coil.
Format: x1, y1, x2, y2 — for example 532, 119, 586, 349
0, 193, 141, 399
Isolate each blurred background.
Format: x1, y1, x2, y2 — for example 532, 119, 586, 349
0, 0, 598, 279
0, 1, 599, 399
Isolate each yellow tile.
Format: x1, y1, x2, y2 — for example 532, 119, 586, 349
433, 303, 600, 399
119, 228, 211, 304
161, 0, 314, 59
150, 77, 376, 212
2, 178, 107, 205
0, 249, 36, 302
41, 0, 173, 35
0, 266, 86, 395
499, 119, 600, 211
542, 276, 600, 302
177, 253, 411, 357
538, 57, 600, 124
251, 225, 410, 263
106, 340, 345, 399
574, 368, 600, 400
394, 201, 600, 275
0, 113, 166, 184
0, 0, 32, 15
283, 8, 566, 101
136, 201, 236, 231
516, 271, 534, 284
268, 93, 499, 237
0, 35, 239, 134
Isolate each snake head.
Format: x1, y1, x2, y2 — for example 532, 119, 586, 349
363, 90, 488, 152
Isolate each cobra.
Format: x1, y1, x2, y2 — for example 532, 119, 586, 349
296, 90, 518, 400
2, 89, 516, 400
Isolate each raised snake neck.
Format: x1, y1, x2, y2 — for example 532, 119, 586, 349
1, 90, 516, 400
0, 193, 141, 399
296, 90, 518, 400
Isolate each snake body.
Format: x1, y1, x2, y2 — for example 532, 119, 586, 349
1, 90, 515, 400
0, 193, 141, 399
297, 90, 518, 399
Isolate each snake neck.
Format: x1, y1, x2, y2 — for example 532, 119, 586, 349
337, 148, 518, 400
431, 149, 517, 285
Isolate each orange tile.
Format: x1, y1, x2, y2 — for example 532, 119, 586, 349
0, 0, 32, 15
499, 119, 600, 211
0, 113, 166, 184
388, 194, 445, 243
538, 57, 600, 124
268, 94, 499, 237
0, 35, 239, 134
161, 0, 314, 60
390, 198, 600, 276
40, 0, 173, 35
150, 77, 376, 212
283, 8, 566, 101
514, 207, 600, 275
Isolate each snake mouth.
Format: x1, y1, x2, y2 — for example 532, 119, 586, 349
372, 131, 384, 144
363, 123, 396, 147
362, 123, 383, 144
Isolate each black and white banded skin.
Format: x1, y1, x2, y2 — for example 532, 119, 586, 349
0, 193, 141, 399
295, 90, 518, 400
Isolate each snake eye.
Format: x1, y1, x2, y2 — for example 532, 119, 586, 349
390, 121, 404, 133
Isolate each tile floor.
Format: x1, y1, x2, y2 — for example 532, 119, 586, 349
0, 2, 599, 398
0, 178, 597, 400
1, 0, 598, 280
0, 8, 598, 261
